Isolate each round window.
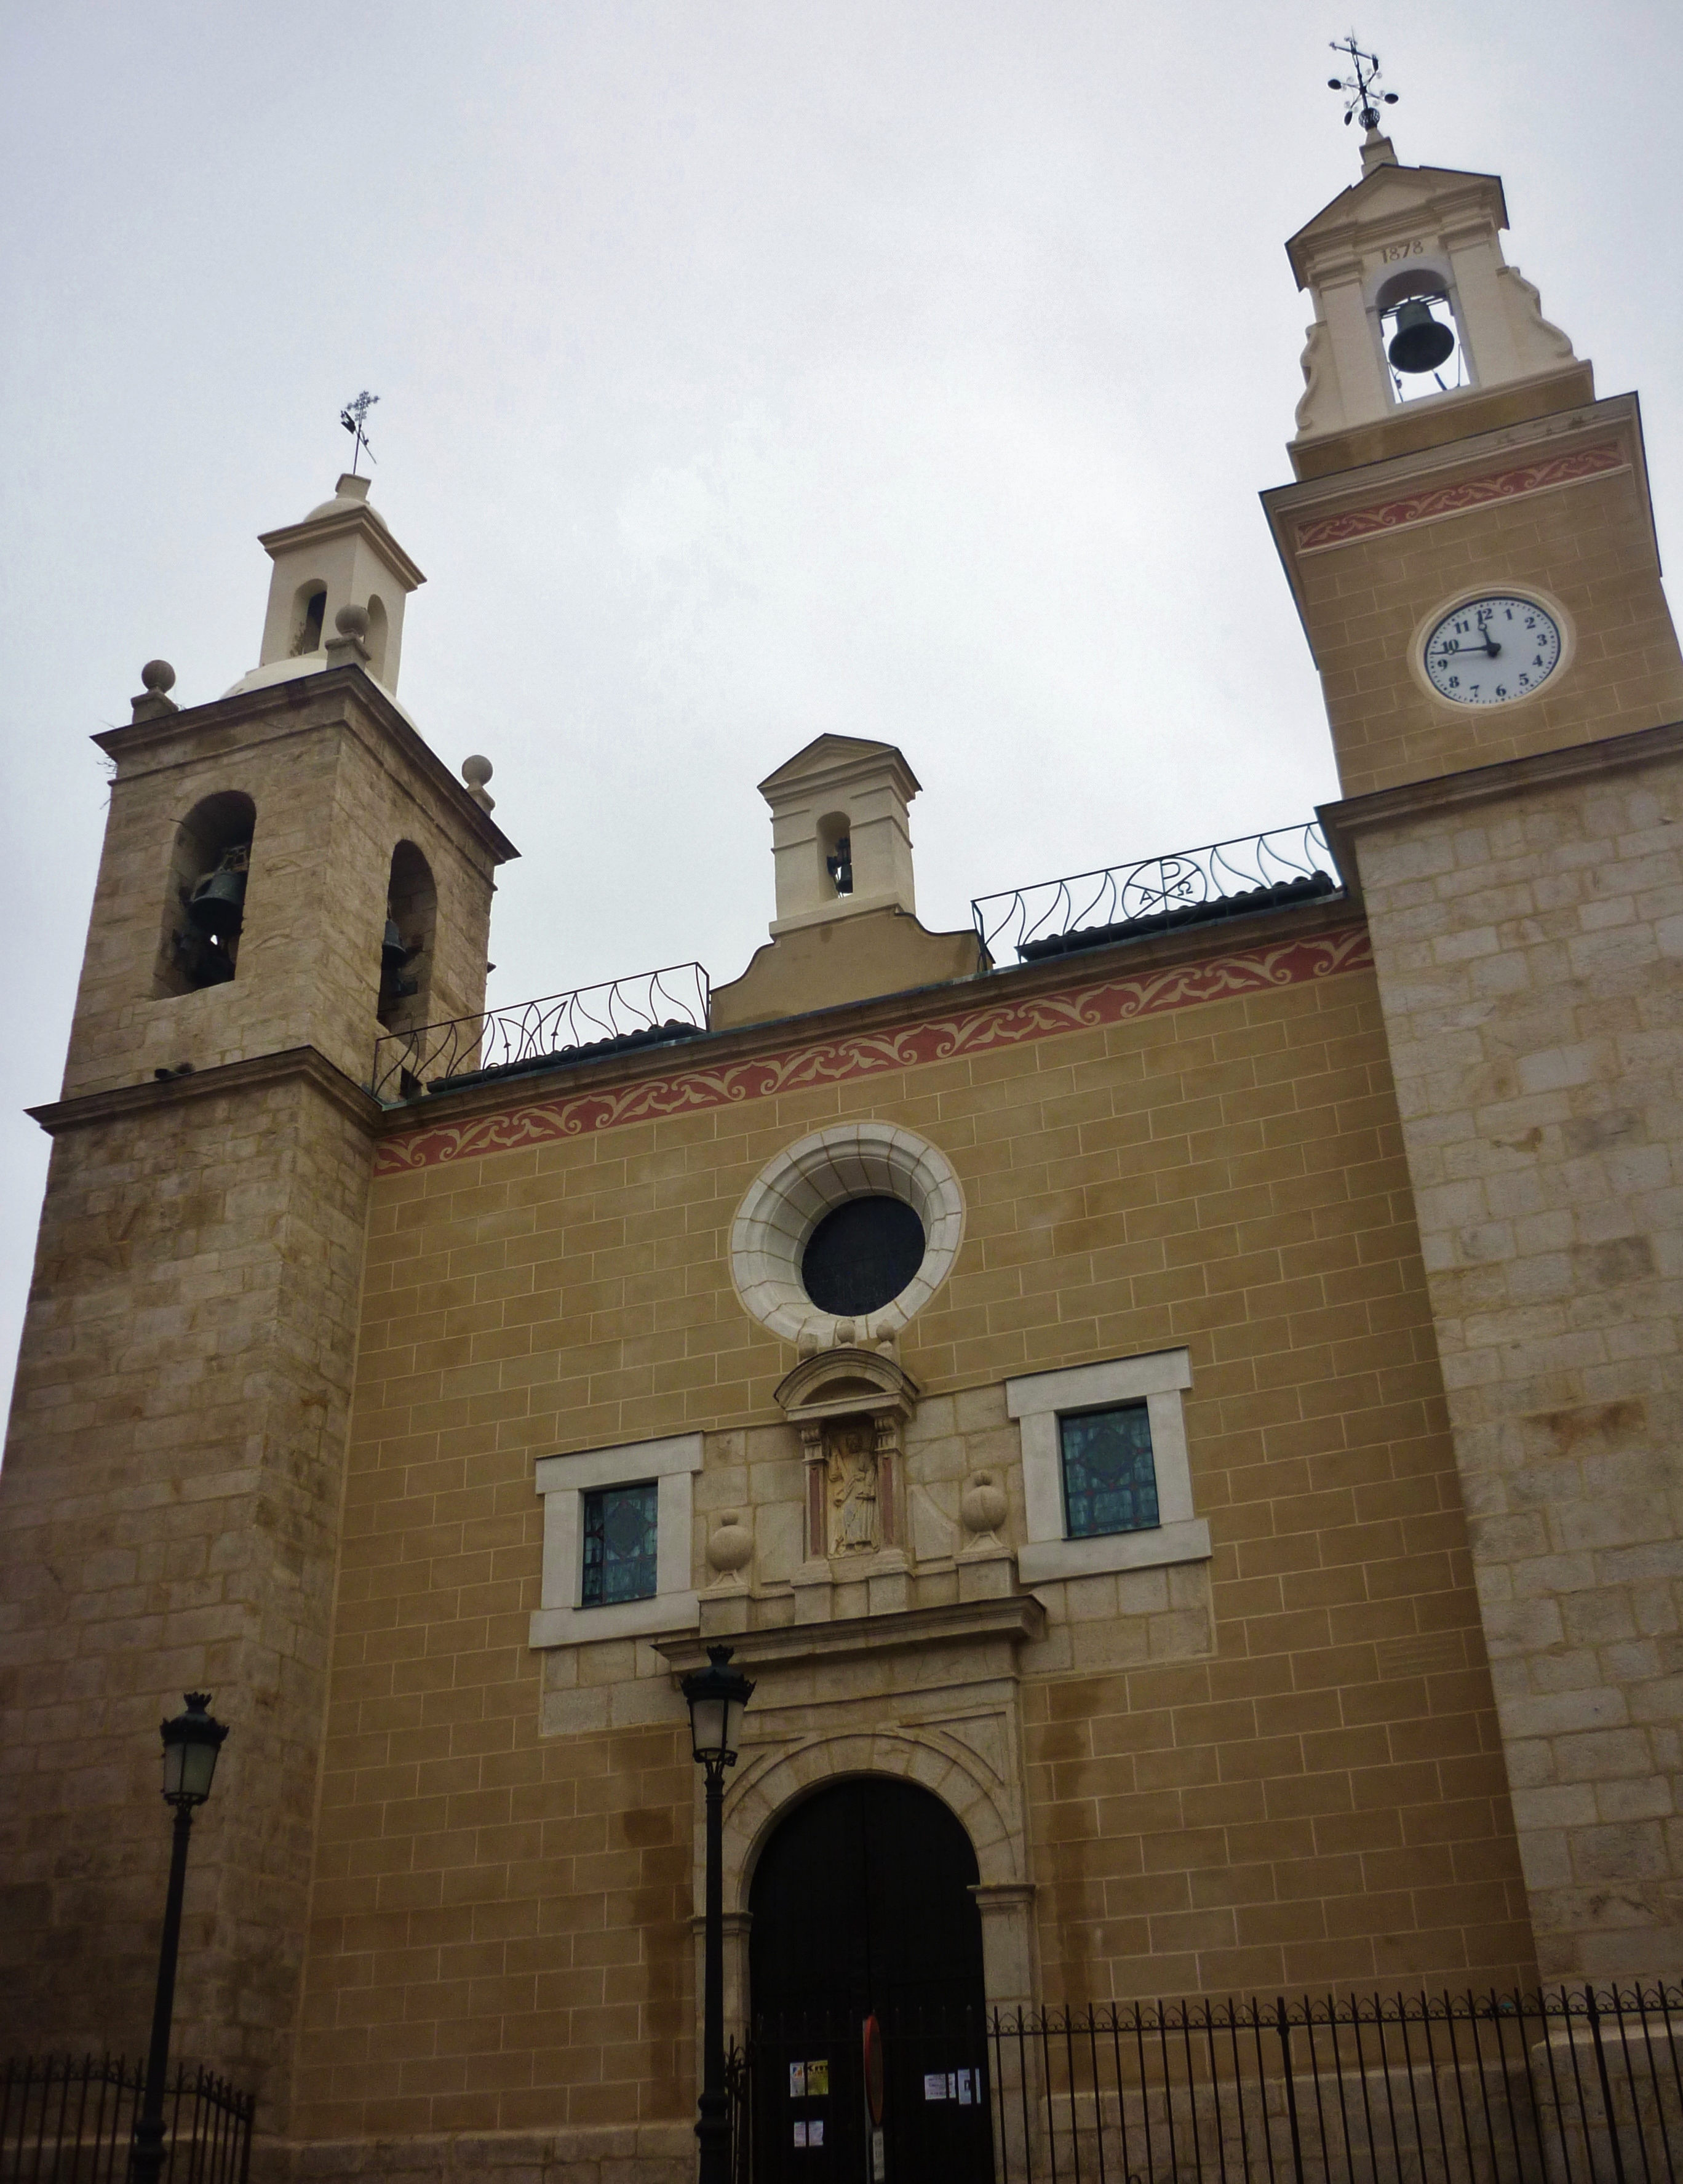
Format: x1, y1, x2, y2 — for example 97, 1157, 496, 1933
801, 1195, 927, 1317
730, 1123, 965, 1347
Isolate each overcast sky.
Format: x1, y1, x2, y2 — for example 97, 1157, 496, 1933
2, 0, 1680, 1428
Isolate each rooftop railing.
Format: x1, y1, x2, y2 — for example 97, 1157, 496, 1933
971, 819, 1342, 965
370, 961, 711, 1104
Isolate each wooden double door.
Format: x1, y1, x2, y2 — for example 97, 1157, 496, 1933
747, 1777, 993, 2183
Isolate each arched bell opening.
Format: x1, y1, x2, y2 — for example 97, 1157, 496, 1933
376, 840, 436, 1033
154, 789, 257, 997
746, 1775, 991, 2178
365, 594, 390, 683
1371, 265, 1469, 405
818, 809, 853, 899
290, 580, 328, 657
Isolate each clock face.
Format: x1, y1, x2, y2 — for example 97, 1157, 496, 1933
1423, 595, 1563, 705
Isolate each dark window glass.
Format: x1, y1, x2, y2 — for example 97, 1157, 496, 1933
801, 1195, 926, 1318
1060, 1405, 1159, 1539
581, 1480, 659, 1606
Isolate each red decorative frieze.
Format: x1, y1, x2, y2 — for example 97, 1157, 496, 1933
375, 925, 1374, 1175
1295, 441, 1623, 552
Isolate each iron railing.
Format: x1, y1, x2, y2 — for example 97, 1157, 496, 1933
0, 2055, 253, 2184
971, 823, 1343, 966
370, 962, 711, 1103
729, 1985, 1683, 2183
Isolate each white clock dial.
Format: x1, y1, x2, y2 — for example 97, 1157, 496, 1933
1423, 595, 1562, 705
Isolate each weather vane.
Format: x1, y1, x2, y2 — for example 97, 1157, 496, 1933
1326, 34, 1399, 132
340, 390, 380, 474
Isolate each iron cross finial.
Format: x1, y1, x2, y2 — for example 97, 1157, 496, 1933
340, 390, 380, 475
1326, 33, 1399, 133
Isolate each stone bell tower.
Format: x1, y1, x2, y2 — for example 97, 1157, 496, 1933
1264, 122, 1683, 1981
0, 476, 515, 2113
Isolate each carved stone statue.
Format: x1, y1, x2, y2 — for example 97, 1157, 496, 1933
824, 1421, 879, 1556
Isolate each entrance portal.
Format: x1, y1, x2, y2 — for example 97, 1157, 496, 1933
747, 1777, 992, 2182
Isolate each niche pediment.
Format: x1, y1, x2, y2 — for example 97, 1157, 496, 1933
773, 1344, 919, 1428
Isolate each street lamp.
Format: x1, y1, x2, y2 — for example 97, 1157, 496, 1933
680, 1645, 755, 2184
132, 1694, 229, 2184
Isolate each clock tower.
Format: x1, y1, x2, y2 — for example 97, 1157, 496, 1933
1265, 124, 1683, 1980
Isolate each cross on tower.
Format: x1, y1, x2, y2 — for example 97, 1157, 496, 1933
340, 389, 380, 474
1326, 34, 1399, 132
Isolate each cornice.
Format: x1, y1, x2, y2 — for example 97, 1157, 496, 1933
374, 895, 1371, 1174
1319, 715, 1683, 891
29, 1045, 382, 1139
1263, 391, 1641, 525
92, 665, 517, 866
654, 1591, 1046, 1675
257, 504, 426, 591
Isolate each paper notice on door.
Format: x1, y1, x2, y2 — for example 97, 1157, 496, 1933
923, 2073, 947, 2100
808, 2059, 830, 2095
789, 2062, 806, 2098
958, 2068, 974, 2105
809, 2121, 824, 2146
793, 2122, 807, 2148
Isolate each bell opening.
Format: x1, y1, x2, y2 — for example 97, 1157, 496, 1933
1376, 284, 1465, 404
377, 841, 437, 1035
154, 790, 258, 999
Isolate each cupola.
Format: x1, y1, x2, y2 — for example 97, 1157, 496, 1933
226, 472, 424, 696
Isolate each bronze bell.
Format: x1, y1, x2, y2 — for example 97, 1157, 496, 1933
187, 848, 249, 938
381, 917, 409, 971
1387, 297, 1455, 376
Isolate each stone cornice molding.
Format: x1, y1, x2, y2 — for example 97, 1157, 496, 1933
654, 1592, 1046, 1676
258, 503, 427, 591
375, 895, 1368, 1171
28, 1044, 382, 1139
1319, 715, 1683, 902
93, 665, 517, 868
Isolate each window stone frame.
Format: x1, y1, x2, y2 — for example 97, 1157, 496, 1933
1005, 1350, 1209, 1585
529, 1432, 703, 1647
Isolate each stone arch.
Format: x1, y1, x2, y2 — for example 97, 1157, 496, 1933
725, 1726, 1021, 1913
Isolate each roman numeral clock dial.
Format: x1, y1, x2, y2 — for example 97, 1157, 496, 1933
1423, 594, 1564, 704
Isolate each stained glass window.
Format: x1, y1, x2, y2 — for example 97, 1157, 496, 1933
581, 1480, 659, 1606
1059, 1404, 1159, 1539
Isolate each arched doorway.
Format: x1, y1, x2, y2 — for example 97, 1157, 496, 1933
747, 1777, 992, 2181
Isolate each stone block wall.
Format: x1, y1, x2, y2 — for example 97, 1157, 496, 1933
1349, 743, 1683, 1977
299, 926, 1532, 2143
0, 1070, 376, 2110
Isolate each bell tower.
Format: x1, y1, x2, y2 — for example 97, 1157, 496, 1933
1264, 108, 1683, 1982
0, 476, 515, 2110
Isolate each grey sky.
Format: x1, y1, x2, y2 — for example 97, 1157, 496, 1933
3, 1, 1680, 1425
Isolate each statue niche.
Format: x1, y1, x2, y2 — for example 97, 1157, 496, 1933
773, 1341, 918, 1568
824, 1418, 880, 1557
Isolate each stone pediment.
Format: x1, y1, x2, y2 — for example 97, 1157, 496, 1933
1287, 162, 1506, 285
773, 1344, 919, 1426
757, 733, 920, 797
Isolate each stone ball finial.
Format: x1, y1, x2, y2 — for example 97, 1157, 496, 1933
335, 602, 370, 637
461, 755, 496, 812
960, 1470, 1008, 1548
707, 1510, 754, 1586
141, 660, 176, 693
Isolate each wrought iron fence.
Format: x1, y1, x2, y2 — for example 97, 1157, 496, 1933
370, 962, 711, 1103
0, 2055, 253, 2184
971, 823, 1343, 966
730, 1986, 1682, 2183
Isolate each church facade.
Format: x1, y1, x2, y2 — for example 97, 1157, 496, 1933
2, 131, 1679, 2180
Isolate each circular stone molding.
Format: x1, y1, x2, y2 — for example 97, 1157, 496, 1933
730, 1123, 965, 1347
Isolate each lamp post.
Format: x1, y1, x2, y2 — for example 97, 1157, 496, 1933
680, 1644, 755, 2184
132, 1693, 229, 2184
